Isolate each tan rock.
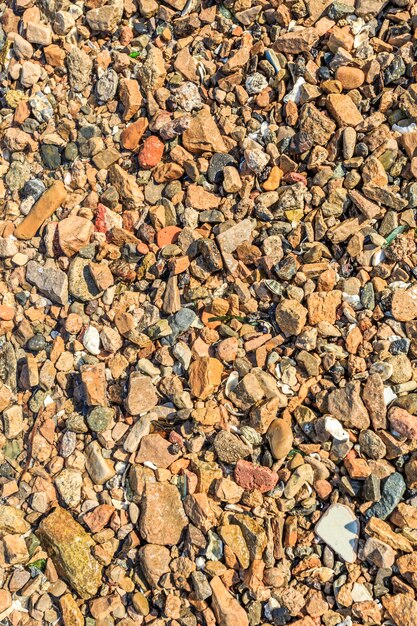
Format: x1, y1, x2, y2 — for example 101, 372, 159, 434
307, 290, 342, 324
58, 216, 93, 257
60, 594, 84, 626
125, 372, 157, 415
14, 181, 67, 240
0, 506, 30, 537
392, 287, 417, 322
223, 166, 242, 193
382, 594, 417, 626
187, 185, 221, 210
139, 482, 188, 545
326, 94, 363, 127
139, 544, 171, 587
275, 299, 307, 337
210, 576, 249, 626
119, 78, 142, 121
274, 27, 319, 53
136, 433, 180, 468
109, 163, 143, 209
267, 419, 293, 460
335, 66, 365, 90
189, 357, 224, 400
182, 109, 227, 154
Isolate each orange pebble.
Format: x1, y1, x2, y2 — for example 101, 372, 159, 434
0, 305, 14, 321
156, 226, 181, 248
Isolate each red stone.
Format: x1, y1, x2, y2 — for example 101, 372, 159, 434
138, 136, 164, 169
234, 460, 278, 493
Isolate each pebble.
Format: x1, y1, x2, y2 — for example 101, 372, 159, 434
315, 503, 359, 563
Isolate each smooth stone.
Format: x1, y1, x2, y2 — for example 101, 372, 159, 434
315, 503, 359, 563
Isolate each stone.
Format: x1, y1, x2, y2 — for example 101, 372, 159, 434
213, 431, 251, 464
60, 594, 84, 626
139, 45, 166, 91
132, 592, 150, 615
363, 536, 395, 568
136, 433, 180, 468
109, 163, 143, 209
85, 441, 116, 485
2, 404, 23, 439
189, 357, 223, 400
210, 576, 249, 626
58, 216, 93, 257
327, 382, 370, 429
119, 78, 143, 121
86, 4, 123, 32
234, 459, 278, 493
183, 109, 227, 154
326, 94, 363, 127
14, 181, 67, 240
366, 516, 413, 552
218, 524, 250, 569
315, 503, 359, 563
139, 544, 171, 587
55, 469, 83, 509
392, 287, 417, 322
335, 66, 365, 89
388, 406, 417, 439
26, 21, 52, 45
267, 419, 293, 460
275, 299, 307, 337
0, 506, 29, 537
138, 136, 164, 169
274, 27, 319, 53
139, 482, 188, 545
81, 363, 107, 406
362, 373, 387, 430
364, 472, 406, 520
26, 261, 68, 305
67, 46, 93, 92
382, 594, 417, 626
120, 117, 148, 150
125, 373, 157, 415
37, 507, 102, 599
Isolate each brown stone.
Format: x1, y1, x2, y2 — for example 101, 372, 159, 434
120, 117, 148, 150
189, 357, 223, 400
335, 66, 365, 89
382, 594, 417, 626
182, 109, 227, 154
58, 216, 93, 257
139, 482, 188, 545
14, 181, 67, 240
326, 94, 363, 127
307, 290, 342, 324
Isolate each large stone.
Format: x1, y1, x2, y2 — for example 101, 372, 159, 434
182, 109, 227, 154
139, 544, 171, 588
327, 382, 370, 429
210, 576, 249, 626
382, 594, 417, 626
14, 181, 67, 240
37, 507, 102, 598
0, 506, 30, 537
315, 503, 359, 563
26, 261, 68, 305
189, 357, 223, 400
136, 433, 180, 468
139, 482, 188, 545
58, 216, 93, 257
125, 372, 158, 415
85, 441, 116, 485
275, 299, 307, 337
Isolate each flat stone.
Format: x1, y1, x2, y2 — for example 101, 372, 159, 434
37, 507, 102, 599
26, 261, 68, 305
125, 372, 158, 415
315, 503, 359, 563
85, 441, 116, 485
189, 357, 223, 400
0, 506, 30, 537
139, 544, 171, 588
210, 576, 249, 626
234, 459, 278, 493
139, 482, 188, 545
136, 433, 180, 468
182, 109, 227, 154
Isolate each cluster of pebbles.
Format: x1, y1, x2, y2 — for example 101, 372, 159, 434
2, 0, 417, 624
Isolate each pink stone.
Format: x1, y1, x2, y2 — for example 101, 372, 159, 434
388, 407, 417, 440
234, 459, 278, 493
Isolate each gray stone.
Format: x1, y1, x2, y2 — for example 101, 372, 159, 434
364, 472, 406, 520
26, 261, 68, 305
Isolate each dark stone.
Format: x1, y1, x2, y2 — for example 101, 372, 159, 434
41, 144, 61, 170
364, 472, 406, 520
207, 153, 236, 184
21, 179, 46, 201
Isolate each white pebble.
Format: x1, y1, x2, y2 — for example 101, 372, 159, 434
83, 326, 100, 355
